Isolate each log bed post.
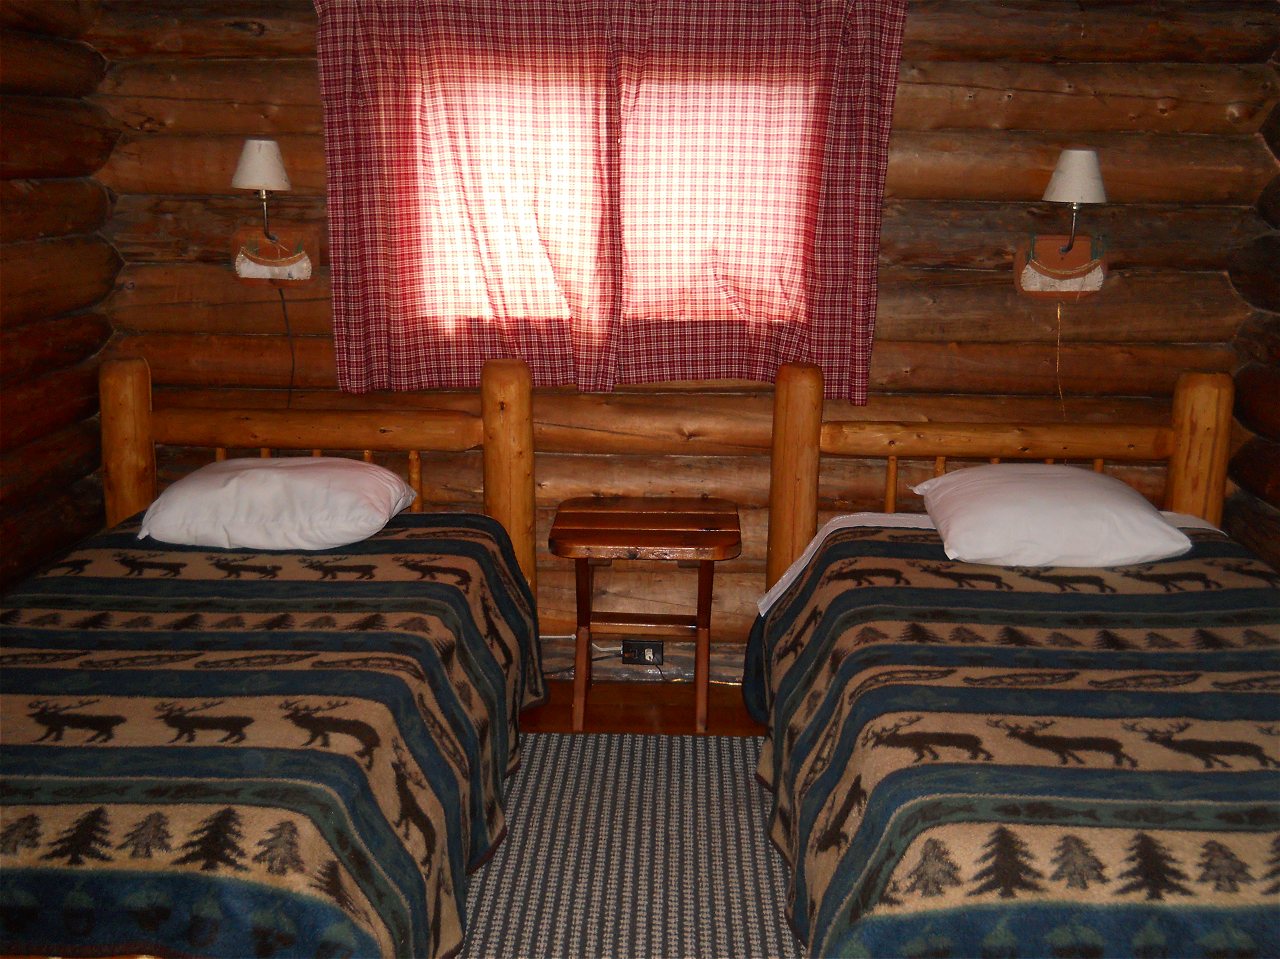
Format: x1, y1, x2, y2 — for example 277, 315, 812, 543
1165, 371, 1234, 526
100, 356, 157, 526
481, 358, 537, 597
766, 363, 824, 589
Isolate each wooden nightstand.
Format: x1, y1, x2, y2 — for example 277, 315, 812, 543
548, 496, 742, 733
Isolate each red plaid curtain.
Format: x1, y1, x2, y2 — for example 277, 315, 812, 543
315, 0, 906, 401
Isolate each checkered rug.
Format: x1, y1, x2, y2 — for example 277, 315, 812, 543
463, 733, 801, 958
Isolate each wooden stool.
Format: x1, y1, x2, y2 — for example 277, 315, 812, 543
548, 496, 742, 733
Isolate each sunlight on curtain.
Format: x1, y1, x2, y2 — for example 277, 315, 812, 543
614, 11, 825, 387
316, 0, 907, 400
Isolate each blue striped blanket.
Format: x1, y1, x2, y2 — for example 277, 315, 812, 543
0, 512, 543, 959
744, 525, 1280, 958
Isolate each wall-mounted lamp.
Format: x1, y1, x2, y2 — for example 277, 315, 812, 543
232, 138, 291, 242
231, 138, 312, 284
1014, 148, 1108, 300
1042, 148, 1106, 255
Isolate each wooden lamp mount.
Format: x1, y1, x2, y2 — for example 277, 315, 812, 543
232, 224, 317, 286
1014, 234, 1107, 299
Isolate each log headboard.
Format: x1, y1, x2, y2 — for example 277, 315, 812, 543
99, 356, 538, 594
765, 364, 1234, 588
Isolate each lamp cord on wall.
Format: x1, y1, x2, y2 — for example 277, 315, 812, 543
1055, 286, 1093, 422
278, 286, 296, 409
1055, 301, 1065, 420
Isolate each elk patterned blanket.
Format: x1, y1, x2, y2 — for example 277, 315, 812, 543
0, 512, 543, 959
743, 524, 1280, 959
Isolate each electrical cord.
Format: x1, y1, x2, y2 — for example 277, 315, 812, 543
542, 652, 618, 679
278, 286, 296, 409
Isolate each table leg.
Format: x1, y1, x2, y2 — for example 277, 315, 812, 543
694, 559, 714, 733
572, 558, 593, 732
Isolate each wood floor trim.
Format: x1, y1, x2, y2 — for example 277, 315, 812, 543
521, 680, 765, 736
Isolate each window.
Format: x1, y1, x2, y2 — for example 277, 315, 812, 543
316, 0, 906, 401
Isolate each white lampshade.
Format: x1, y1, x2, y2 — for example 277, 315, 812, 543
1042, 149, 1106, 205
232, 138, 291, 192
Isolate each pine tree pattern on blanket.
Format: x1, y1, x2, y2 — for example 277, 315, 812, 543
0, 512, 543, 959
743, 525, 1280, 959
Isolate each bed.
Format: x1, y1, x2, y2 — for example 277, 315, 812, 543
0, 357, 542, 959
745, 364, 1280, 958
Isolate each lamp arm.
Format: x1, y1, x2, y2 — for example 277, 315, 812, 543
1059, 203, 1081, 255
259, 189, 280, 245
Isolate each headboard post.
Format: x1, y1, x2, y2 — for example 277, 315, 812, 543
1165, 371, 1234, 525
100, 356, 158, 526
766, 363, 824, 589
481, 359, 537, 597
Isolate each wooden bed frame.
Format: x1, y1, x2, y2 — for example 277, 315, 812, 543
765, 364, 1235, 588
99, 356, 538, 595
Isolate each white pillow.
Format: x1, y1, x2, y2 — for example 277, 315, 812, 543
911, 463, 1191, 567
139, 457, 416, 550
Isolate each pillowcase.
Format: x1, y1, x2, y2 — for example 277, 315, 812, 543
139, 456, 416, 550
910, 463, 1191, 567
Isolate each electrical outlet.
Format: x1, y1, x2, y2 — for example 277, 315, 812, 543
621, 640, 664, 665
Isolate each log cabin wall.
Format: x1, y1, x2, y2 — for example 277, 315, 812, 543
5, 3, 1277, 634
1224, 50, 1280, 567
0, 1, 120, 587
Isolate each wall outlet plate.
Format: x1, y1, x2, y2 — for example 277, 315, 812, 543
621, 640, 664, 665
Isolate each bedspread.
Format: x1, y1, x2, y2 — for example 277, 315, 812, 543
744, 525, 1280, 958
0, 512, 543, 959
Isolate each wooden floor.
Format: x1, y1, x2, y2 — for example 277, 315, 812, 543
521, 679, 765, 736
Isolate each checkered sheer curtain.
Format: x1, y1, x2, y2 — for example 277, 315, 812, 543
316, 0, 906, 401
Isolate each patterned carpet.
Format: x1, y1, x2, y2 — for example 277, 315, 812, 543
463, 734, 801, 959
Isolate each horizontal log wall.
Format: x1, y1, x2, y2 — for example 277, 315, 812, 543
1222, 6, 1280, 569
1225, 248, 1280, 568
0, 5, 116, 588
38, 2, 1278, 624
